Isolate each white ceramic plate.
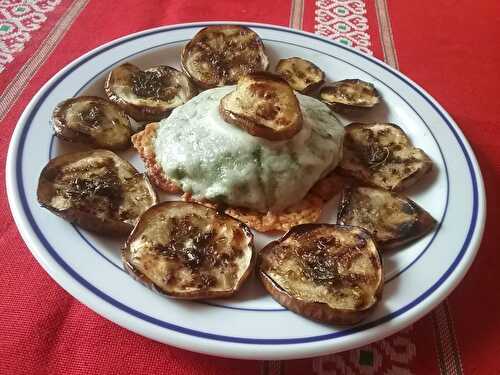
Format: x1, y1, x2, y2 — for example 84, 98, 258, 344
6, 22, 486, 360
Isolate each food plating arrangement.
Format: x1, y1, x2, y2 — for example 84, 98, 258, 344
38, 25, 438, 326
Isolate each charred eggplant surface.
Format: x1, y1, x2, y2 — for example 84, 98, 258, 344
105, 63, 196, 122
52, 96, 132, 150
339, 122, 433, 191
258, 224, 383, 325
181, 25, 269, 89
123, 202, 255, 299
220, 72, 303, 141
337, 186, 437, 249
276, 57, 325, 94
37, 150, 157, 236
320, 79, 379, 112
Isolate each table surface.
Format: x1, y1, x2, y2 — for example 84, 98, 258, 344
1, 1, 499, 374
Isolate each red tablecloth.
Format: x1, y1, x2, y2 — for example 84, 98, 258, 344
1, 1, 498, 374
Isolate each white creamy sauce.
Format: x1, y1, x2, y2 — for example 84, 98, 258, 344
154, 86, 344, 212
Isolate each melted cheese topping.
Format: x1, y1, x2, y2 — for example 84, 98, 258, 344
154, 86, 344, 212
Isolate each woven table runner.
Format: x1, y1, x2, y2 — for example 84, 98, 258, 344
1, 1, 498, 373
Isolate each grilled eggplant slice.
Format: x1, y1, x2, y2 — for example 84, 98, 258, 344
258, 224, 383, 325
337, 186, 437, 250
219, 72, 302, 141
339, 123, 433, 191
105, 63, 196, 122
320, 79, 379, 112
275, 57, 325, 94
37, 150, 157, 236
122, 201, 255, 299
181, 25, 269, 89
52, 96, 132, 150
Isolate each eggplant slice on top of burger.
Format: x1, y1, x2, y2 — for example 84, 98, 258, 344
219, 72, 303, 141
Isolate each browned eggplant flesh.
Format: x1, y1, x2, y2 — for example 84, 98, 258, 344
52, 96, 132, 150
339, 122, 433, 191
275, 57, 325, 94
181, 25, 269, 89
337, 186, 437, 249
219, 72, 302, 141
320, 79, 379, 112
37, 150, 157, 236
258, 224, 383, 325
122, 201, 255, 299
105, 63, 196, 122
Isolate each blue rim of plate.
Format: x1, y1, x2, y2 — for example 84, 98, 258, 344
15, 24, 479, 344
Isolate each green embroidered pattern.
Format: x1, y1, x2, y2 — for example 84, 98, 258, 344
314, 0, 372, 55
312, 327, 416, 374
0, 0, 62, 73
359, 349, 374, 366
